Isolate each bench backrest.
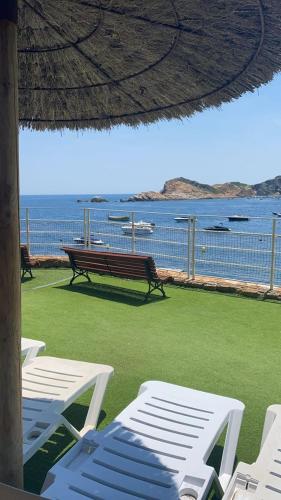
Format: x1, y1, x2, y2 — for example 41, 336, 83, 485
62, 247, 159, 281
20, 245, 32, 268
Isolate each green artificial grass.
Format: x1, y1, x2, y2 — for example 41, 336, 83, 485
22, 269, 281, 493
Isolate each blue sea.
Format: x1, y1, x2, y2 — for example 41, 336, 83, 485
20, 194, 281, 286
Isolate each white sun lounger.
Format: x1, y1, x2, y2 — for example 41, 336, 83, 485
22, 356, 113, 463
21, 338, 46, 366
223, 404, 281, 500
42, 380, 244, 500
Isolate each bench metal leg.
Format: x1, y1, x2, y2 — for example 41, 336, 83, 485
145, 281, 166, 299
21, 268, 33, 279
69, 269, 91, 285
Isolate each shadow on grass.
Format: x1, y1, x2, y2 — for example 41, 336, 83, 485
24, 404, 107, 494
56, 281, 168, 307
207, 443, 238, 500
21, 276, 34, 284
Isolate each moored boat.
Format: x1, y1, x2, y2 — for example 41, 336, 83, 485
73, 237, 105, 245
108, 214, 130, 221
174, 216, 190, 222
125, 220, 155, 228
272, 212, 281, 217
122, 224, 153, 236
204, 225, 231, 232
228, 215, 249, 221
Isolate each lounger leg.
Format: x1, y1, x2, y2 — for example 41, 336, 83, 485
82, 372, 112, 435
261, 404, 279, 448
218, 408, 244, 491
60, 416, 82, 441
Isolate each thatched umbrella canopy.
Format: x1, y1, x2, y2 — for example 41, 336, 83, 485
0, 0, 280, 489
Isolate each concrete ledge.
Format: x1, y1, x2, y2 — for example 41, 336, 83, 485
157, 269, 281, 301
31, 256, 70, 268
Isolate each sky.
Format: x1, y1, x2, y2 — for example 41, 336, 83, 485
20, 73, 281, 195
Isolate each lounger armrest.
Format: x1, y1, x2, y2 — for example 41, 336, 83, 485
180, 464, 221, 500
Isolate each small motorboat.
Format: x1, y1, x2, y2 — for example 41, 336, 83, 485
228, 215, 249, 222
73, 237, 105, 245
204, 224, 231, 232
272, 212, 281, 217
108, 214, 130, 221
174, 216, 190, 222
122, 224, 153, 236
125, 220, 155, 228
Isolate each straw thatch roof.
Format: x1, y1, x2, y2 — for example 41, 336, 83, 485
18, 0, 281, 130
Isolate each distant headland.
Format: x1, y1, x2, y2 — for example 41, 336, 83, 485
77, 196, 108, 203
126, 176, 281, 201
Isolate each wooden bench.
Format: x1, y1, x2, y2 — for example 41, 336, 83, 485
20, 245, 35, 279
62, 247, 167, 299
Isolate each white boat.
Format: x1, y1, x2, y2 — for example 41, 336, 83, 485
73, 237, 105, 245
174, 216, 190, 222
122, 224, 153, 236
125, 220, 155, 228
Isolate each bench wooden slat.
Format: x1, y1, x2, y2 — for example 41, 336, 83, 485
73, 259, 151, 278
61, 247, 166, 299
75, 263, 149, 277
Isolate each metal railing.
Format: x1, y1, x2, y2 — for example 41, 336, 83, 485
20, 207, 281, 289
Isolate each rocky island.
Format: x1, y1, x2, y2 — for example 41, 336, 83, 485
77, 196, 108, 203
128, 176, 281, 201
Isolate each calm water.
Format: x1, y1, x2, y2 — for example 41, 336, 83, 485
20, 193, 281, 227
20, 194, 281, 286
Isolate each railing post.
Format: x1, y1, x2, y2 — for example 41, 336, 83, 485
269, 218, 277, 290
83, 208, 87, 248
187, 218, 191, 279
87, 209, 91, 249
25, 207, 30, 252
131, 211, 136, 253
191, 216, 196, 280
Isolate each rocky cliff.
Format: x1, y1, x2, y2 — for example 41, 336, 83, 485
128, 176, 281, 201
253, 176, 281, 196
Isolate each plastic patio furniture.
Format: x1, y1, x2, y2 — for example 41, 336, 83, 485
21, 337, 46, 366
222, 404, 281, 500
42, 380, 244, 500
22, 356, 113, 463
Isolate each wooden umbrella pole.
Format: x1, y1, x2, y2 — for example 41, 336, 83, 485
0, 0, 23, 488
